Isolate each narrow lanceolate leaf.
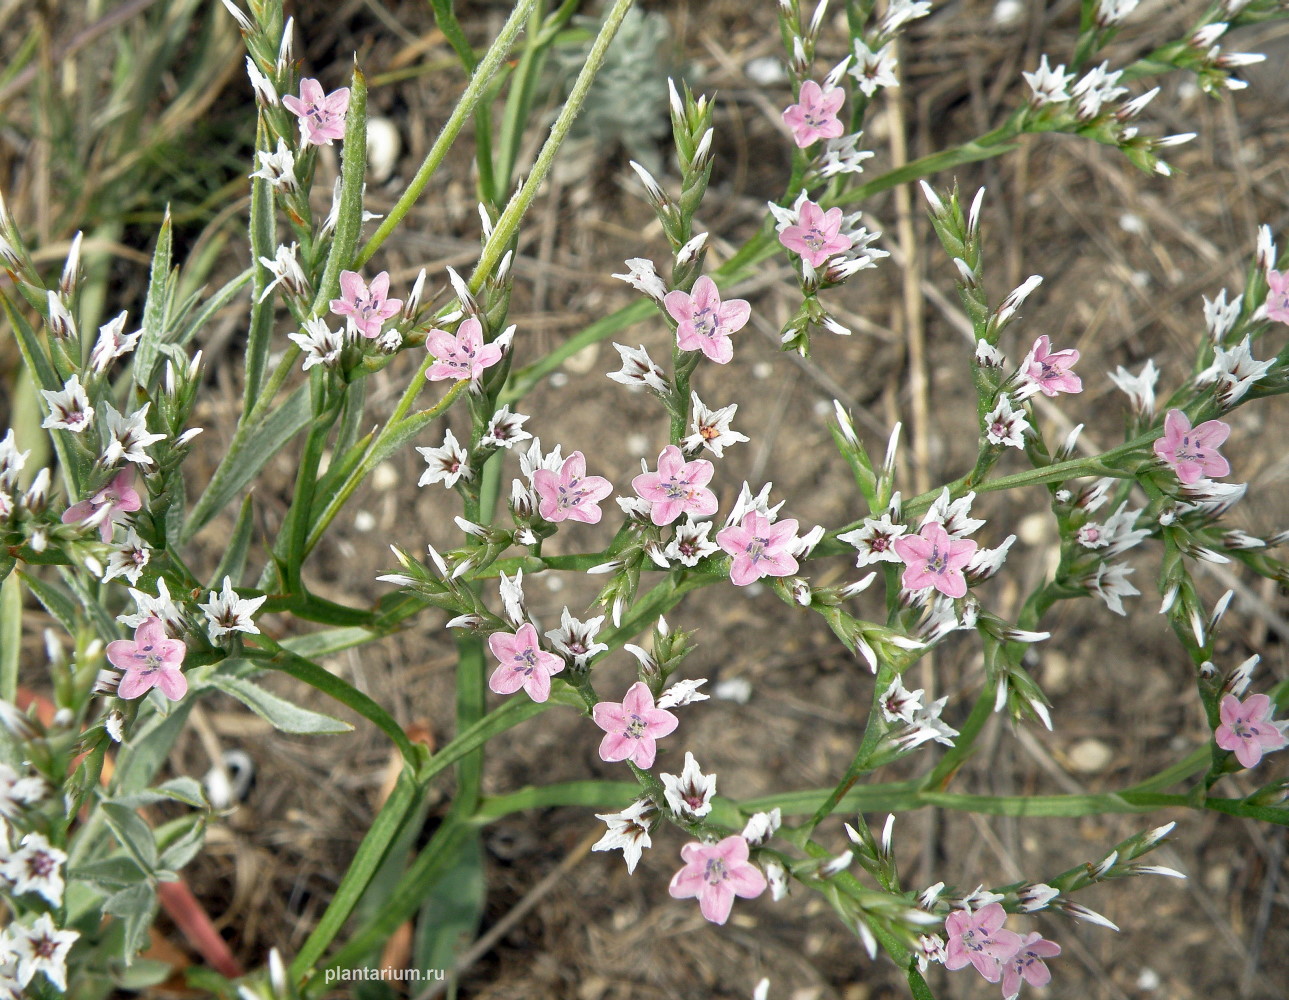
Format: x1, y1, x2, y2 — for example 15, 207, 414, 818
132, 208, 175, 393
311, 67, 368, 315
181, 382, 312, 542
208, 494, 256, 590
0, 575, 19, 702
209, 675, 355, 735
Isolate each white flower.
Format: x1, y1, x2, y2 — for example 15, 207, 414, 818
724, 481, 784, 527
1108, 358, 1158, 416
544, 609, 607, 669
966, 534, 1015, 580
741, 808, 781, 847
40, 374, 94, 433
817, 133, 875, 178
1101, 501, 1150, 556
288, 318, 346, 371
921, 488, 985, 537
89, 312, 141, 373
100, 401, 166, 468
893, 695, 959, 750
0, 765, 44, 818
117, 577, 185, 634
683, 392, 749, 457
1071, 61, 1127, 118
245, 55, 278, 104
611, 258, 667, 302
607, 343, 669, 395
1088, 561, 1140, 615
881, 0, 932, 35
11, 914, 78, 991
1022, 55, 1075, 106
102, 528, 150, 585
1196, 335, 1273, 407
1202, 288, 1242, 343
1, 833, 67, 906
44, 290, 76, 340
199, 576, 267, 642
983, 394, 1029, 448
416, 430, 472, 489
0, 432, 26, 494
258, 242, 308, 302
656, 677, 710, 709
661, 752, 716, 820
481, 406, 532, 450
592, 799, 655, 874
849, 39, 899, 96
838, 513, 907, 566
1096, 0, 1139, 26
498, 569, 525, 627
663, 518, 720, 567
880, 676, 925, 724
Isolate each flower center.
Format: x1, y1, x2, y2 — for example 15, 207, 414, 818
703, 857, 728, 885
625, 714, 648, 739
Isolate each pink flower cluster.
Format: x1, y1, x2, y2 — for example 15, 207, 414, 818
945, 903, 1060, 998
1153, 408, 1230, 486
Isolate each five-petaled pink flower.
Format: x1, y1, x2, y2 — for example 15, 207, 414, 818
330, 270, 402, 339
1153, 408, 1230, 486
944, 903, 1024, 983
778, 199, 853, 268
593, 681, 679, 769
534, 451, 613, 524
1215, 693, 1288, 769
782, 80, 846, 148
61, 470, 141, 543
487, 623, 565, 703
667, 835, 767, 925
1000, 932, 1061, 999
663, 276, 750, 365
106, 617, 188, 701
632, 445, 718, 526
281, 78, 351, 146
425, 317, 504, 383
1266, 268, 1289, 324
1022, 335, 1082, 396
716, 511, 799, 586
892, 520, 977, 599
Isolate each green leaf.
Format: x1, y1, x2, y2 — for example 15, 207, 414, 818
282, 626, 381, 659
181, 382, 311, 542
69, 856, 150, 891
158, 815, 207, 871
413, 834, 484, 977
101, 802, 160, 872
113, 958, 175, 990
111, 776, 208, 810
132, 207, 175, 392
111, 699, 195, 794
17, 569, 82, 635
210, 674, 355, 735
174, 267, 254, 348
0, 574, 19, 702
208, 494, 256, 589
103, 882, 157, 964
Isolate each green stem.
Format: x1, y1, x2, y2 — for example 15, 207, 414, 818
355, 0, 537, 268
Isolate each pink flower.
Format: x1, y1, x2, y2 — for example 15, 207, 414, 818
281, 78, 350, 146
782, 80, 846, 148
61, 470, 141, 543
533, 451, 613, 524
779, 200, 853, 268
329, 270, 402, 339
1000, 932, 1061, 998
425, 317, 504, 383
1215, 693, 1288, 769
716, 511, 799, 586
1266, 268, 1289, 324
632, 446, 718, 526
892, 521, 977, 599
1021, 335, 1082, 396
105, 617, 187, 701
662, 276, 750, 365
592, 681, 679, 769
667, 835, 767, 925
944, 903, 1024, 983
487, 622, 565, 703
1153, 408, 1230, 485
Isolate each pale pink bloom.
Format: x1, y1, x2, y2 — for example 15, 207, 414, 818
782, 80, 845, 148
592, 681, 678, 769
663, 276, 750, 365
61, 470, 140, 543
667, 835, 767, 925
425, 316, 504, 382
779, 200, 853, 268
1215, 693, 1288, 768
329, 270, 402, 339
1153, 408, 1230, 485
716, 511, 799, 586
486, 622, 564, 703
281, 78, 350, 146
944, 903, 1023, 983
632, 445, 718, 526
105, 617, 188, 701
892, 521, 977, 599
1266, 268, 1289, 323
1021, 335, 1082, 396
533, 451, 612, 524
1000, 932, 1061, 998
